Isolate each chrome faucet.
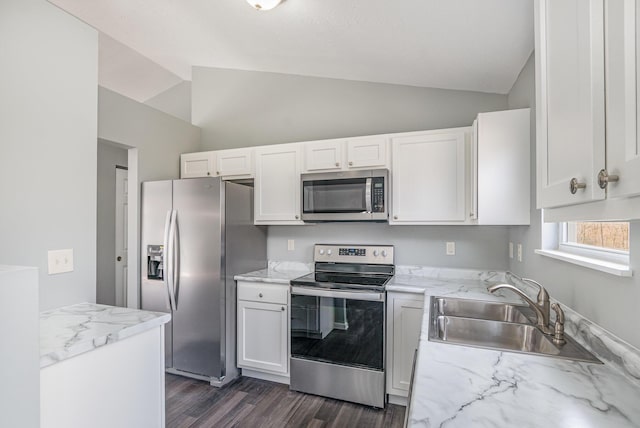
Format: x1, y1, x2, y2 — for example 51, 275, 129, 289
487, 283, 553, 334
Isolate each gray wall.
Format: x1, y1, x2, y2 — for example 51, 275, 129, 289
269, 224, 510, 270
507, 53, 640, 349
98, 87, 201, 182
145, 81, 192, 123
96, 141, 128, 306
0, 0, 98, 310
192, 67, 508, 150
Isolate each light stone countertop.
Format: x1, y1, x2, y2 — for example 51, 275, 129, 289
40, 303, 170, 368
234, 261, 312, 285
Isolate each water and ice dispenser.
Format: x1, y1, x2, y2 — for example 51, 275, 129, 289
147, 245, 164, 280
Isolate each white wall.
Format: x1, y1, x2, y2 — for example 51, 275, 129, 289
0, 0, 98, 310
192, 67, 508, 150
507, 53, 640, 349
145, 81, 192, 123
96, 141, 128, 306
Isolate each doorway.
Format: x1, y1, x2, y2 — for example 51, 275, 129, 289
97, 140, 129, 307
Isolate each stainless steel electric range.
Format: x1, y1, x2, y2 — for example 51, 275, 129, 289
289, 244, 395, 408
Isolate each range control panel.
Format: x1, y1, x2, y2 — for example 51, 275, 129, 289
314, 244, 394, 265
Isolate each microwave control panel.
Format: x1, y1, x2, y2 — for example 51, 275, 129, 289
372, 177, 385, 213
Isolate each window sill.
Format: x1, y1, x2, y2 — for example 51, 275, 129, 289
535, 249, 632, 277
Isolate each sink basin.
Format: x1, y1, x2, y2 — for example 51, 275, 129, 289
432, 296, 534, 324
428, 297, 601, 364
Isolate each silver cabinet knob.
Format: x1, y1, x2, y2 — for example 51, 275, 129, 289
295, 215, 299, 220
393, 215, 398, 220
281, 307, 285, 311
207, 172, 211, 176
216, 171, 220, 176
335, 162, 340, 167
598, 169, 619, 189
569, 178, 586, 194
259, 293, 263, 298
349, 161, 353, 166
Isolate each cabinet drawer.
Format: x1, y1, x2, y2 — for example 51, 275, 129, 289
237, 282, 288, 304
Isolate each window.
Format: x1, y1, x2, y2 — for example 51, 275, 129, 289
559, 221, 630, 266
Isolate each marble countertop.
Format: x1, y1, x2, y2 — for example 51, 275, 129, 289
407, 283, 640, 427
234, 261, 312, 285
40, 303, 170, 368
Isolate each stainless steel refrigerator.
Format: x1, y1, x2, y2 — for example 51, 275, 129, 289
141, 177, 267, 386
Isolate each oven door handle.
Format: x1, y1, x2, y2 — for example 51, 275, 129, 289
291, 286, 385, 302
365, 178, 372, 213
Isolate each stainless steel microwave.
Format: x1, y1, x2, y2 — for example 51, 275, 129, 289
301, 169, 389, 222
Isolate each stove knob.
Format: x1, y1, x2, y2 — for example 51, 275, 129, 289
373, 250, 379, 257
381, 250, 388, 257
327, 249, 333, 256
319, 249, 325, 255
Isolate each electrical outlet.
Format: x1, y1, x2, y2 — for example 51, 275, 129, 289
48, 249, 74, 274
287, 239, 295, 251
446, 242, 456, 256
517, 244, 523, 262
509, 242, 514, 259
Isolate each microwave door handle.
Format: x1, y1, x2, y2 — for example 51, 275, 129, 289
365, 178, 372, 213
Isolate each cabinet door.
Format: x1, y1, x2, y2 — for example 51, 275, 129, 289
254, 144, 303, 223
180, 152, 215, 178
346, 136, 388, 169
387, 294, 424, 396
216, 148, 254, 178
605, 0, 640, 199
535, 0, 605, 208
304, 140, 343, 172
237, 300, 288, 374
391, 129, 468, 223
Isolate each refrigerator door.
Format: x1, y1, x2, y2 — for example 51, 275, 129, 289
172, 178, 224, 378
140, 180, 174, 368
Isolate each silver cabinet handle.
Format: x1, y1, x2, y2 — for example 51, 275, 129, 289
570, 178, 586, 194
598, 169, 619, 189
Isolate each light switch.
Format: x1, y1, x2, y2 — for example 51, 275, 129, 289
517, 244, 523, 262
287, 239, 295, 251
48, 249, 74, 274
509, 242, 514, 259
446, 242, 455, 256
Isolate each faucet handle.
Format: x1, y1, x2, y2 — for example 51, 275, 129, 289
523, 277, 549, 304
551, 303, 566, 346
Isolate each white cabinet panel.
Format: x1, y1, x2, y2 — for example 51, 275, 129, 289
180, 152, 215, 178
254, 144, 303, 224
476, 109, 531, 225
304, 140, 343, 171
386, 293, 424, 397
535, 0, 606, 208
391, 129, 468, 223
237, 300, 288, 374
216, 148, 254, 178
605, 0, 640, 199
346, 136, 388, 169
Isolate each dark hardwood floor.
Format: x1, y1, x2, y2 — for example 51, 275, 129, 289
166, 374, 405, 428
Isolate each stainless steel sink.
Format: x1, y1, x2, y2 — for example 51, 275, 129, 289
428, 297, 601, 364
432, 296, 534, 324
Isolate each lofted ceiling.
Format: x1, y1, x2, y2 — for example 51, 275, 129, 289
49, 0, 534, 100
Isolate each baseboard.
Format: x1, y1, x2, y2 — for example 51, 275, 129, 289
240, 368, 290, 385
388, 394, 408, 406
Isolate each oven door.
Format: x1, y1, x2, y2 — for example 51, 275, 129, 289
290, 286, 385, 371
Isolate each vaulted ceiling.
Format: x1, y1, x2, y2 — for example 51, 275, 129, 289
49, 0, 534, 101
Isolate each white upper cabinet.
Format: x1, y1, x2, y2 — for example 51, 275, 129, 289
475, 109, 531, 225
303, 136, 389, 173
181, 151, 216, 178
390, 128, 469, 224
535, 0, 606, 209
304, 140, 343, 171
254, 143, 303, 224
216, 148, 254, 179
604, 0, 640, 199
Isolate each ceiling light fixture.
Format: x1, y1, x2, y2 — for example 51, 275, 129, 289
246, 0, 284, 11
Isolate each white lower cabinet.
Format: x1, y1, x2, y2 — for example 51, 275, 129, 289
387, 292, 425, 400
237, 281, 289, 377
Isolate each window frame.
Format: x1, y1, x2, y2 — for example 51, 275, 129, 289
558, 221, 630, 265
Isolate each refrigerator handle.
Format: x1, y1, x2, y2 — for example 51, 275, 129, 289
163, 210, 174, 311
167, 210, 178, 311
172, 211, 180, 310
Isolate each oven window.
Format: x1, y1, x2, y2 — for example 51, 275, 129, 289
290, 295, 384, 371
303, 179, 367, 213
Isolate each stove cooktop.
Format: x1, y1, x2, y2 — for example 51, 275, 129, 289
290, 271, 393, 292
